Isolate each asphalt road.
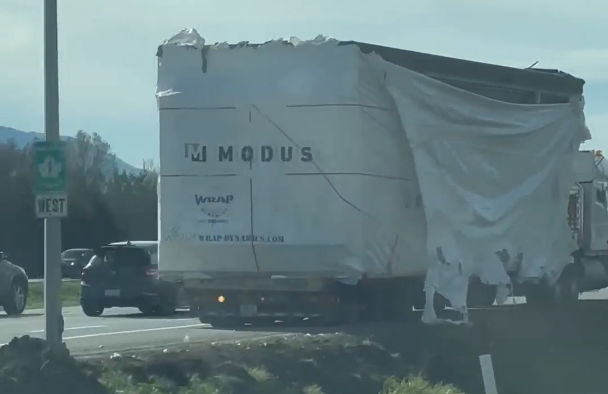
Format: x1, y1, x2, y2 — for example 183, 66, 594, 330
0, 306, 289, 357
1, 289, 607, 357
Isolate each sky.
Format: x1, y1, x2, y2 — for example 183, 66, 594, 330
0, 0, 607, 167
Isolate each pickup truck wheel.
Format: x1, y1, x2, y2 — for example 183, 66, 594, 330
81, 300, 104, 317
3, 279, 28, 315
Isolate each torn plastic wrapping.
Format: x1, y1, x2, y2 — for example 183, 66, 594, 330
157, 29, 591, 321
373, 56, 591, 321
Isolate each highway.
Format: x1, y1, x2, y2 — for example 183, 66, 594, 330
0, 306, 289, 357
2, 289, 607, 357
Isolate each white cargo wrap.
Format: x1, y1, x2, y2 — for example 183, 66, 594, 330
157, 32, 427, 280
157, 29, 590, 315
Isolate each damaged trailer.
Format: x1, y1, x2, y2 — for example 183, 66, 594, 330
156, 29, 588, 327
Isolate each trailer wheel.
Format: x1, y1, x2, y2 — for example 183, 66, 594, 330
525, 264, 581, 308
524, 286, 548, 307
467, 283, 496, 308
553, 264, 581, 306
205, 317, 245, 328
361, 279, 416, 322
319, 303, 360, 326
138, 305, 156, 316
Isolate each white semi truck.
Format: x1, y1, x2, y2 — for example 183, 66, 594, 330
156, 29, 590, 327
520, 150, 608, 306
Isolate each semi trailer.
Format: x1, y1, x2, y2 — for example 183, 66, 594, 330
155, 29, 589, 327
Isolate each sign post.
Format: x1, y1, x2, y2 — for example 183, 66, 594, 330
41, 0, 64, 349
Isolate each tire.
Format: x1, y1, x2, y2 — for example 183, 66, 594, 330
467, 284, 496, 308
150, 285, 178, 316
525, 286, 548, 307
3, 278, 28, 315
553, 264, 581, 306
138, 305, 156, 316
525, 264, 581, 308
319, 303, 361, 326
81, 300, 104, 317
156, 293, 177, 316
205, 317, 244, 328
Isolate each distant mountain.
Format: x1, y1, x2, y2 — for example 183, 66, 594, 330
0, 125, 140, 176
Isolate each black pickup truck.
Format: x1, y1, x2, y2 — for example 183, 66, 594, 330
0, 251, 29, 315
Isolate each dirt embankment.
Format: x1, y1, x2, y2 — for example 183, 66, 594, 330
0, 336, 106, 394
2, 304, 608, 394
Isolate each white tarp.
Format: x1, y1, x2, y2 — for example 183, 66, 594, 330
157, 30, 428, 280
371, 58, 590, 321
156, 29, 590, 317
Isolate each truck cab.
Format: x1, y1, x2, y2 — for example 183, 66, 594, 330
525, 150, 608, 306
573, 151, 608, 291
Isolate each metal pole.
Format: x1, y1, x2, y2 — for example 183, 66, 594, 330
43, 0, 63, 347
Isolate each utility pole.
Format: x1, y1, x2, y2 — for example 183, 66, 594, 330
43, 0, 64, 347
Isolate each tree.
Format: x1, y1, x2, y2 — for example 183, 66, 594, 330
0, 131, 157, 277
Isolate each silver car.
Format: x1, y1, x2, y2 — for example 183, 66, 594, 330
0, 251, 29, 315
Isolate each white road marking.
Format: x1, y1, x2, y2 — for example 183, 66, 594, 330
479, 354, 499, 394
30, 325, 107, 333
1, 323, 207, 347
63, 323, 207, 340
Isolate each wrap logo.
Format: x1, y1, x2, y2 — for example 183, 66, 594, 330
195, 194, 233, 224
184, 143, 313, 163
195, 195, 234, 205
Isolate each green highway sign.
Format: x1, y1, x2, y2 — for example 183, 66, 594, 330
33, 140, 67, 194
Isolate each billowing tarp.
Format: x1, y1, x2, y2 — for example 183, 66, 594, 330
371, 58, 590, 320
156, 29, 590, 318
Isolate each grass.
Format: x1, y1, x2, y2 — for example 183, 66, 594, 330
99, 365, 463, 394
27, 280, 81, 309
89, 333, 468, 394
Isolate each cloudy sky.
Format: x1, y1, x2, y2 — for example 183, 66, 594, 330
1, 0, 606, 166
